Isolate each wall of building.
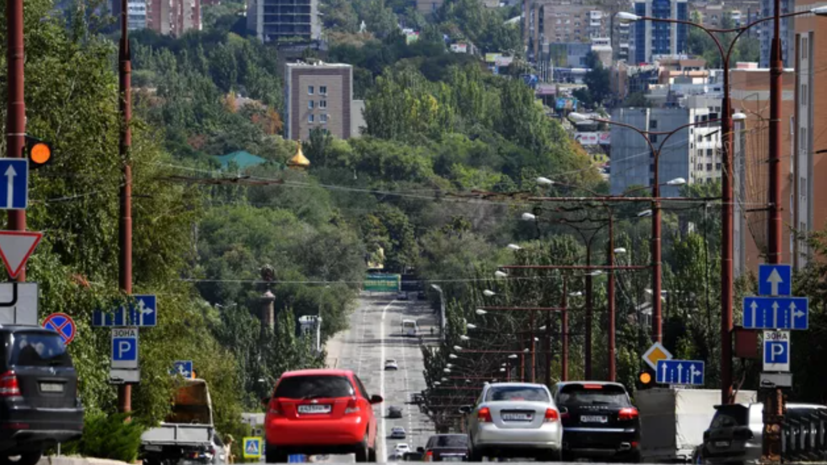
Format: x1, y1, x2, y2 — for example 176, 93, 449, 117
285, 64, 353, 141
609, 107, 691, 197
631, 0, 689, 64
792, 2, 827, 270
731, 67, 795, 276
247, 0, 320, 43
759, 0, 794, 67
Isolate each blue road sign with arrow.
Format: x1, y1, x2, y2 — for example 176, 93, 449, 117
93, 295, 157, 327
743, 296, 808, 330
656, 359, 705, 385
172, 360, 193, 378
0, 159, 28, 210
759, 264, 791, 296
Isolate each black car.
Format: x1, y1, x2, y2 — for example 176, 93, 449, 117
388, 406, 403, 418
424, 434, 469, 462
417, 291, 426, 300
552, 381, 641, 463
0, 326, 84, 465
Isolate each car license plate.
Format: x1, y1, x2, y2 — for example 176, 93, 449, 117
40, 382, 64, 393
502, 413, 532, 421
442, 456, 463, 462
145, 445, 163, 452
715, 440, 731, 448
581, 415, 608, 423
298, 404, 331, 414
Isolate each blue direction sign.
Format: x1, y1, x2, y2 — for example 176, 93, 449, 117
759, 264, 792, 296
0, 159, 28, 210
172, 360, 194, 378
93, 295, 157, 327
743, 296, 808, 330
656, 359, 705, 386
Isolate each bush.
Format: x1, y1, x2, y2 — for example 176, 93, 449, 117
75, 412, 147, 462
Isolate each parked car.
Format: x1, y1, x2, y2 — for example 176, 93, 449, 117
263, 369, 382, 462
701, 402, 827, 464
552, 381, 641, 462
384, 359, 399, 371
388, 406, 403, 418
390, 443, 411, 460
417, 291, 426, 300
423, 434, 469, 462
390, 427, 407, 439
397, 292, 408, 301
462, 382, 562, 461
0, 326, 84, 465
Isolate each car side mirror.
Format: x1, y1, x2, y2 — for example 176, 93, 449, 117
459, 405, 473, 414
370, 394, 383, 404
261, 396, 270, 406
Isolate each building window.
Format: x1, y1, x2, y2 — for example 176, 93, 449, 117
716, 162, 721, 170
707, 149, 713, 157
801, 84, 808, 106
320, 114, 328, 123
801, 127, 808, 154
320, 86, 328, 95
706, 163, 713, 171
800, 176, 806, 197
802, 37, 809, 60
650, 134, 658, 143
650, 120, 658, 129
308, 114, 315, 123
308, 86, 314, 95
320, 100, 327, 109
308, 101, 315, 109
697, 163, 703, 170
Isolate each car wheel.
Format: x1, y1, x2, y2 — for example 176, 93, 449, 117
354, 435, 370, 462
0, 452, 42, 465
368, 447, 377, 463
265, 444, 286, 463
469, 447, 484, 462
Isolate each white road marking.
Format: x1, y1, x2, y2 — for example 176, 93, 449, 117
379, 300, 394, 463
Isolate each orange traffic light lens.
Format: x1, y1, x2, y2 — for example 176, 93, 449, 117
30, 143, 51, 165
639, 372, 652, 384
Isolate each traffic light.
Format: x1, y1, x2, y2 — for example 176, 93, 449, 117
637, 368, 655, 390
25, 136, 53, 169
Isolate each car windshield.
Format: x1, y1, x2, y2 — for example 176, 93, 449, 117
10, 332, 72, 367
433, 435, 468, 448
274, 375, 354, 399
556, 384, 630, 407
485, 385, 549, 402
386, 360, 396, 364
710, 405, 748, 428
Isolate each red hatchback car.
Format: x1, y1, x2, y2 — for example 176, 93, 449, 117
264, 369, 382, 463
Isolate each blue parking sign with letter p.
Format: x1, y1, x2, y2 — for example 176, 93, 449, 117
763, 331, 790, 372
111, 328, 138, 369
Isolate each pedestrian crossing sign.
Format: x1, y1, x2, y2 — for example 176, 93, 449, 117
243, 437, 262, 459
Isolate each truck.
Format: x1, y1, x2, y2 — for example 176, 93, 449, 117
636, 388, 758, 463
140, 379, 225, 465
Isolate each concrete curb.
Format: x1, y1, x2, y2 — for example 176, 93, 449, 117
39, 456, 134, 465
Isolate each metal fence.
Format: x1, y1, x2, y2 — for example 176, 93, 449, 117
783, 408, 827, 461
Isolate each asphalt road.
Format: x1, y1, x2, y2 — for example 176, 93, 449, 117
323, 293, 435, 463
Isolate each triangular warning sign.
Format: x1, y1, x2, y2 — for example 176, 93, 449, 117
0, 231, 42, 279
245, 440, 259, 454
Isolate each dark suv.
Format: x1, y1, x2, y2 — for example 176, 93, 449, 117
552, 381, 641, 462
424, 434, 468, 462
0, 326, 84, 465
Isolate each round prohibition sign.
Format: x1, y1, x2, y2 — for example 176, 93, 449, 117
42, 312, 77, 345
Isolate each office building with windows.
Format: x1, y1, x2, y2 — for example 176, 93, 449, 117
284, 62, 355, 140
630, 0, 689, 64
759, 0, 794, 67
247, 0, 321, 43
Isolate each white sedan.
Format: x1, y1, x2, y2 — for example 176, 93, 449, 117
384, 359, 399, 370
463, 382, 563, 461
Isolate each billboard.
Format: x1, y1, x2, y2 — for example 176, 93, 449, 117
555, 98, 579, 111
574, 132, 611, 146
450, 43, 468, 53
364, 274, 401, 292
485, 53, 502, 63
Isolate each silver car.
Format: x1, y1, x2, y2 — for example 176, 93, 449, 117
461, 382, 563, 461
701, 402, 827, 464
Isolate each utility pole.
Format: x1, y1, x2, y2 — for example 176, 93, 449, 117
607, 214, 616, 381
585, 248, 593, 379
118, 0, 134, 414
762, 0, 785, 459
561, 279, 568, 382
6, 0, 27, 278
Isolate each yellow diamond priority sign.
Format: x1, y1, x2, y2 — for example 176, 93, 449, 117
642, 342, 673, 370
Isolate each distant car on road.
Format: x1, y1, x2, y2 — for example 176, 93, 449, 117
401, 319, 418, 337
384, 359, 399, 370
0, 326, 84, 465
390, 443, 412, 460
388, 406, 403, 418
390, 427, 407, 439
263, 368, 382, 462
423, 434, 469, 462
552, 381, 641, 462
397, 292, 408, 301
417, 290, 426, 300
463, 382, 562, 462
